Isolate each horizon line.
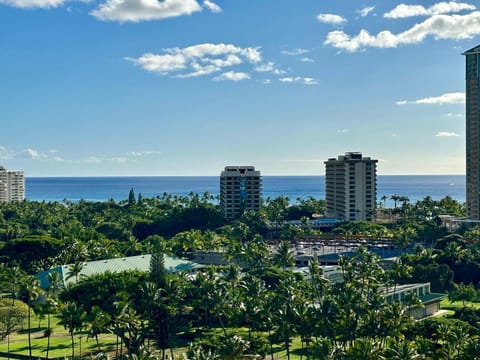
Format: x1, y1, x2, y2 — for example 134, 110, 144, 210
25, 173, 467, 178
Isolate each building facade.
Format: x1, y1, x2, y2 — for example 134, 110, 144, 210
0, 166, 25, 202
324, 152, 377, 221
220, 166, 261, 219
464, 45, 480, 219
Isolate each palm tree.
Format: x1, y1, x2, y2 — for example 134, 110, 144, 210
20, 276, 41, 360
45, 271, 63, 360
273, 240, 295, 270
388, 339, 421, 360
59, 301, 86, 360
66, 261, 85, 283
87, 306, 110, 352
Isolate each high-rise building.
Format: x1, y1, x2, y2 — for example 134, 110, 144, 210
464, 45, 480, 219
0, 166, 25, 202
324, 152, 377, 221
220, 166, 262, 219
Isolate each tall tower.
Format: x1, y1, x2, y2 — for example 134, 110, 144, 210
220, 166, 262, 219
0, 167, 25, 202
7, 171, 25, 202
324, 152, 377, 221
0, 167, 7, 202
464, 45, 480, 219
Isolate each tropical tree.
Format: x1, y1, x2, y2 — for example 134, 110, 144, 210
59, 301, 86, 360
19, 275, 41, 360
273, 241, 295, 270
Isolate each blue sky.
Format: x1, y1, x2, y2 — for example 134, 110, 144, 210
0, 0, 478, 176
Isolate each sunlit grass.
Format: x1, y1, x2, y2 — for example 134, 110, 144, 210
440, 298, 480, 310
0, 314, 117, 358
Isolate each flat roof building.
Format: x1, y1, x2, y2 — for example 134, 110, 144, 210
324, 152, 377, 221
220, 166, 262, 220
464, 45, 480, 219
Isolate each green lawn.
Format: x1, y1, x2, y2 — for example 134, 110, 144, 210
440, 298, 480, 310
0, 315, 117, 359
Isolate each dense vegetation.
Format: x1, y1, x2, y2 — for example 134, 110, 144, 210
0, 192, 479, 359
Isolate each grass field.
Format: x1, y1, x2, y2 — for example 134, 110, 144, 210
440, 298, 480, 310
0, 315, 117, 359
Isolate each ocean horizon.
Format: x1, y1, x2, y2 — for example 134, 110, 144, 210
25, 175, 466, 206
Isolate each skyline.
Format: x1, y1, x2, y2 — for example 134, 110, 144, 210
1, 1, 478, 176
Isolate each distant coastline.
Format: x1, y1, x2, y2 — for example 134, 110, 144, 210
25, 175, 466, 205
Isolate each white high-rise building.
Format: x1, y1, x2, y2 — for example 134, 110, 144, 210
220, 166, 262, 219
0, 167, 25, 202
324, 152, 377, 221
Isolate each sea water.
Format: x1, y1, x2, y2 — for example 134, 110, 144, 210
25, 175, 466, 205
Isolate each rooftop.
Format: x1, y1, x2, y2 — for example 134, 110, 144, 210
463, 45, 480, 55
37, 254, 203, 289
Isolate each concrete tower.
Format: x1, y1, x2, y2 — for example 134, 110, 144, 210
464, 45, 480, 219
324, 152, 377, 221
220, 166, 262, 219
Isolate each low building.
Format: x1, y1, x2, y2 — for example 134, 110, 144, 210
37, 254, 203, 289
384, 282, 446, 319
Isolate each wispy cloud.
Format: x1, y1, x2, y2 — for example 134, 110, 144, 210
90, 0, 216, 23
0, 146, 15, 160
254, 61, 286, 75
337, 129, 349, 133
436, 131, 460, 137
0, 0, 66, 8
317, 13, 347, 25
396, 92, 465, 105
84, 150, 161, 164
357, 6, 375, 17
444, 112, 464, 118
384, 1, 475, 19
324, 11, 480, 52
126, 43, 261, 80
202, 0, 221, 13
281, 48, 309, 56
213, 71, 250, 81
279, 76, 318, 85
300, 57, 315, 63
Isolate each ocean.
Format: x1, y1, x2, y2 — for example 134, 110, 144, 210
25, 175, 466, 206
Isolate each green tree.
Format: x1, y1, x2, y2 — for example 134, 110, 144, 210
273, 241, 295, 270
59, 301, 86, 360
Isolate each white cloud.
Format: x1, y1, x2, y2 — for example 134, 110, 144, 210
213, 71, 250, 81
303, 77, 318, 85
444, 112, 464, 118
279, 76, 318, 85
0, 0, 65, 8
317, 13, 347, 25
0, 147, 14, 160
84, 151, 160, 164
436, 131, 460, 137
18, 148, 48, 159
337, 129, 349, 133
396, 92, 465, 105
300, 57, 315, 62
384, 1, 475, 19
127, 43, 261, 80
254, 61, 286, 75
203, 0, 220, 13
90, 0, 204, 22
126, 151, 161, 157
358, 6, 375, 17
325, 11, 480, 52
281, 48, 309, 56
